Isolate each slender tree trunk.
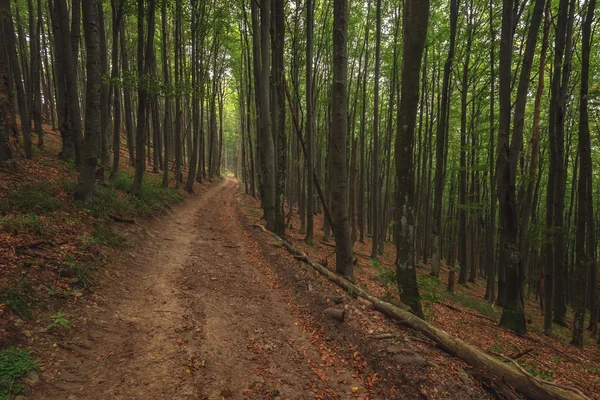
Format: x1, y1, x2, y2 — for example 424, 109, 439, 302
431, 0, 457, 277
258, 0, 276, 230
273, 0, 286, 236
395, 0, 429, 317
545, 0, 570, 334
1, 0, 32, 159
496, 0, 526, 334
132, 0, 156, 198
161, 0, 170, 188
371, 0, 382, 259
120, 20, 135, 166
109, 0, 123, 181
572, 0, 595, 347
27, 0, 43, 148
98, 3, 110, 170
75, 0, 101, 201
331, 0, 354, 279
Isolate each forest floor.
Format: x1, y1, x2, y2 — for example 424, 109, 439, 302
239, 193, 600, 399
0, 128, 597, 400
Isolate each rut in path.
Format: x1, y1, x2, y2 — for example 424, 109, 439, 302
34, 179, 355, 399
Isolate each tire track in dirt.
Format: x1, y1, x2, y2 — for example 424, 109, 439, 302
34, 178, 356, 399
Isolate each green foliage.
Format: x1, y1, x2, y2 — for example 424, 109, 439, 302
62, 261, 93, 289
1, 183, 63, 213
368, 259, 396, 287
79, 224, 127, 248
81, 172, 182, 219
0, 347, 39, 399
489, 343, 504, 353
47, 312, 70, 331
517, 359, 553, 381
0, 214, 50, 236
1, 289, 31, 320
445, 291, 499, 320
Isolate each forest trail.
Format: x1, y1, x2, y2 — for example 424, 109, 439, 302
33, 178, 357, 400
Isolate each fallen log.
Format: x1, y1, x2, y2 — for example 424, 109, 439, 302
252, 224, 589, 400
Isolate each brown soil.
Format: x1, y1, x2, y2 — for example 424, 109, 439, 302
29, 178, 491, 399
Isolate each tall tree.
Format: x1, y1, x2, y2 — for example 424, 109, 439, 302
431, 0, 458, 277
132, 0, 156, 198
370, 0, 382, 259
109, 0, 123, 181
395, 0, 429, 317
305, 0, 315, 243
273, 0, 286, 236
331, 0, 354, 279
1, 0, 32, 159
75, 0, 102, 201
572, 0, 595, 347
258, 0, 276, 231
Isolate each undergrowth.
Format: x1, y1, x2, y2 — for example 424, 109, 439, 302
0, 347, 39, 399
76, 172, 183, 218
0, 214, 53, 237
0, 183, 62, 213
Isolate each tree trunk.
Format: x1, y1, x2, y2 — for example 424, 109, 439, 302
572, 0, 595, 347
305, 0, 314, 243
273, 0, 286, 236
1, 0, 32, 159
132, 0, 156, 198
395, 0, 428, 317
431, 0, 457, 278
331, 0, 354, 279
258, 0, 276, 231
75, 0, 101, 201
109, 0, 123, 181
496, 0, 526, 334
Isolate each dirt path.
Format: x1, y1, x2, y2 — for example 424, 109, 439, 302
33, 179, 356, 399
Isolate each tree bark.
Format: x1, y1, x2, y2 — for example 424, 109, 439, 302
395, 0, 428, 317
331, 0, 354, 279
75, 0, 101, 202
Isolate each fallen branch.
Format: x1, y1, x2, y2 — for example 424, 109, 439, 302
437, 301, 498, 323
508, 348, 534, 360
252, 224, 589, 400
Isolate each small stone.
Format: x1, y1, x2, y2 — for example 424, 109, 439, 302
14, 395, 28, 400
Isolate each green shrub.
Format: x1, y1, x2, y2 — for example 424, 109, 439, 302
47, 312, 70, 331
0, 347, 39, 399
1, 183, 62, 213
1, 289, 31, 319
377, 268, 396, 287
79, 224, 127, 248
61, 260, 93, 289
81, 172, 182, 219
0, 214, 49, 236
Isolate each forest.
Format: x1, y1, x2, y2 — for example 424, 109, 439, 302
0, 0, 599, 398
